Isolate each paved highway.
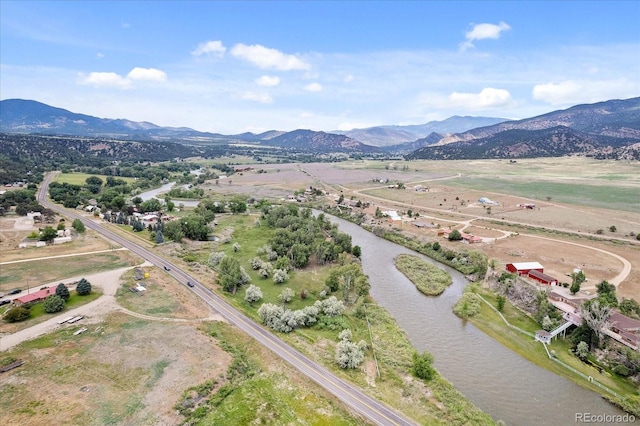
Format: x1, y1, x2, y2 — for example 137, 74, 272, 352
38, 172, 416, 426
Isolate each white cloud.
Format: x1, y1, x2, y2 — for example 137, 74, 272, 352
230, 43, 310, 70
191, 40, 226, 57
255, 75, 280, 87
77, 67, 167, 89
239, 91, 273, 103
343, 74, 354, 83
304, 82, 323, 92
448, 88, 514, 109
127, 67, 167, 82
460, 21, 511, 51
96, 52, 104, 59
78, 71, 131, 89
532, 79, 637, 105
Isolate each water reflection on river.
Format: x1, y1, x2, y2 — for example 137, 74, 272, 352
322, 213, 629, 425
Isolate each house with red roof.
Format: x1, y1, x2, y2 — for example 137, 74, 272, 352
13, 287, 55, 306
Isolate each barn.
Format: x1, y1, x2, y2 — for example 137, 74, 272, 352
506, 262, 544, 276
528, 270, 558, 285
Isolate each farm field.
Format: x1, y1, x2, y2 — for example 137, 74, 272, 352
209, 158, 639, 301
54, 173, 136, 186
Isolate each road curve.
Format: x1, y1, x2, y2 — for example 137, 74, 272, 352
37, 172, 415, 426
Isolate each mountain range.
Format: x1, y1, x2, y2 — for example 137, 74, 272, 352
1, 97, 639, 159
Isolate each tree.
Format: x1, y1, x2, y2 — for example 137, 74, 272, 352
155, 230, 164, 244
542, 315, 554, 331
140, 198, 163, 213
448, 229, 462, 241
609, 225, 617, 232
619, 298, 640, 317
244, 284, 263, 304
228, 197, 247, 214
44, 294, 65, 313
181, 215, 210, 241
163, 220, 184, 242
596, 280, 618, 307
570, 270, 585, 295
217, 256, 243, 294
209, 251, 226, 267
579, 300, 612, 348
352, 245, 361, 258
55, 283, 70, 301
432, 241, 441, 252
4, 306, 31, 322
575, 341, 589, 361
412, 351, 435, 381
76, 278, 92, 296
72, 218, 85, 233
335, 330, 365, 369
39, 226, 58, 243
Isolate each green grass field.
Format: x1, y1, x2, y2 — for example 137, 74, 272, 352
55, 173, 136, 186
443, 177, 639, 212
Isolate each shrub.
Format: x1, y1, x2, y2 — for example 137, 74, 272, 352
209, 251, 226, 267
244, 284, 263, 304
4, 306, 31, 322
335, 330, 365, 369
453, 291, 482, 319
279, 288, 295, 304
412, 351, 435, 381
273, 269, 289, 284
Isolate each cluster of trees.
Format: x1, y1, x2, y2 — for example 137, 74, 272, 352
0, 188, 48, 217
167, 187, 205, 199
262, 206, 355, 269
257, 296, 345, 333
370, 227, 488, 280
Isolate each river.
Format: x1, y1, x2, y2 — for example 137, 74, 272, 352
138, 182, 200, 208
323, 214, 630, 425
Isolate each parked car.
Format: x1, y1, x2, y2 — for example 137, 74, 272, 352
0, 300, 11, 306
187, 281, 194, 288
8, 288, 21, 295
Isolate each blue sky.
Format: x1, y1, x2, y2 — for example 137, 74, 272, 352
1, 1, 639, 134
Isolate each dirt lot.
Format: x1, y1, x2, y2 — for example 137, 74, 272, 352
0, 313, 231, 426
0, 216, 119, 263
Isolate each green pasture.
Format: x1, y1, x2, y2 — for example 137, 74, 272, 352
55, 173, 136, 186
444, 177, 639, 212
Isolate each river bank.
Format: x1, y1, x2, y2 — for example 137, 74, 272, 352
321, 212, 629, 425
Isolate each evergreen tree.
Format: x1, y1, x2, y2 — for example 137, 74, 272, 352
76, 278, 92, 296
55, 283, 70, 301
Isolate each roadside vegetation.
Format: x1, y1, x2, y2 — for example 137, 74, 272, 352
169, 205, 494, 424
394, 254, 453, 296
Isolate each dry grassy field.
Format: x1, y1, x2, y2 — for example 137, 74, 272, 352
203, 157, 639, 300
